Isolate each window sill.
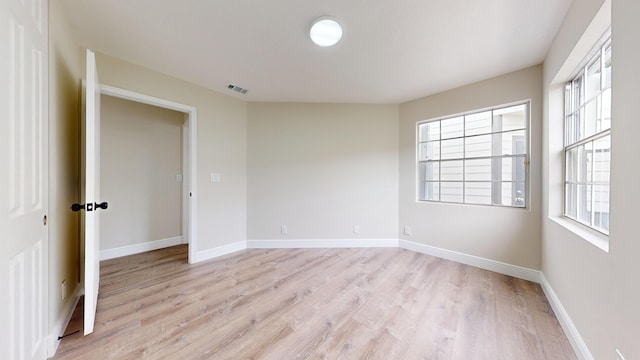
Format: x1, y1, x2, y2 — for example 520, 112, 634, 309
549, 216, 609, 253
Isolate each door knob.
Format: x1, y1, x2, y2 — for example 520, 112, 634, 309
95, 202, 108, 210
71, 202, 108, 212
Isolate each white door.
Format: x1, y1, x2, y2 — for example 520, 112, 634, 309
83, 49, 104, 335
1, 0, 48, 358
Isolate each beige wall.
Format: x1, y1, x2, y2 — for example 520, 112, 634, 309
543, 0, 640, 358
91, 53, 248, 253
247, 103, 399, 240
48, 0, 81, 342
100, 95, 183, 250
399, 65, 543, 269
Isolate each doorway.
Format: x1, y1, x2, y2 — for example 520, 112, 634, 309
100, 85, 198, 263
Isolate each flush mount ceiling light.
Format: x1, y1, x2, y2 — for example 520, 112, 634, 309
309, 16, 343, 47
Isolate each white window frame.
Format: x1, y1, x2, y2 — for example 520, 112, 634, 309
416, 101, 530, 208
563, 33, 611, 235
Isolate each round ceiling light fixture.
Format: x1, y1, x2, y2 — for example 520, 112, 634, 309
309, 16, 343, 47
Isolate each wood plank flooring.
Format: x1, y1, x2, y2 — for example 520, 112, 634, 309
52, 245, 576, 359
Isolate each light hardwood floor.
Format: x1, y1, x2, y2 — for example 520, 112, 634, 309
53, 245, 576, 359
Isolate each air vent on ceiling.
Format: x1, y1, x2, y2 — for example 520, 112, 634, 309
227, 83, 249, 94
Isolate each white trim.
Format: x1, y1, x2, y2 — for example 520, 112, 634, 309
550, 216, 609, 253
539, 274, 594, 360
100, 85, 195, 113
399, 240, 541, 282
247, 239, 399, 249
99, 236, 183, 261
192, 241, 248, 263
47, 284, 82, 357
99, 84, 198, 264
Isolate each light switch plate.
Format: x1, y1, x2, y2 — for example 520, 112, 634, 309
176, 174, 183, 182
210, 173, 221, 183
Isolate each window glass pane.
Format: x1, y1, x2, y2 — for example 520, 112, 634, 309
441, 138, 463, 159
565, 183, 577, 219
572, 143, 593, 183
501, 182, 526, 207
593, 184, 610, 232
465, 134, 491, 158
418, 143, 427, 161
496, 130, 526, 156
440, 182, 463, 203
503, 156, 526, 182
604, 44, 611, 88
593, 136, 611, 183
419, 161, 440, 182
565, 147, 578, 183
583, 99, 597, 139
577, 184, 592, 225
584, 142, 593, 183
601, 88, 611, 131
465, 158, 491, 181
440, 160, 463, 181
494, 104, 527, 132
419, 122, 440, 142
440, 116, 464, 139
465, 111, 492, 136
465, 182, 491, 205
586, 56, 601, 100
566, 142, 593, 182
573, 76, 583, 108
596, 95, 603, 133
565, 84, 572, 117
565, 115, 574, 146
576, 110, 585, 142
567, 112, 581, 145
420, 181, 440, 201
419, 141, 439, 161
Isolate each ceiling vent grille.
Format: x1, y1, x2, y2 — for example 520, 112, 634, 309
227, 83, 248, 94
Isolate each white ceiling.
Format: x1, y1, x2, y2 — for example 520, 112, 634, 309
59, 0, 572, 104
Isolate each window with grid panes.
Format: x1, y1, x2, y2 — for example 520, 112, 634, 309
564, 34, 611, 234
417, 102, 529, 207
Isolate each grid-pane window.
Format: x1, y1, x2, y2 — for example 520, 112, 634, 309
564, 36, 611, 234
417, 102, 529, 207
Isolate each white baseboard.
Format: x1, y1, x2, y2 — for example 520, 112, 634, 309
399, 240, 541, 283
47, 283, 81, 358
192, 241, 247, 263
247, 238, 399, 249
100, 236, 183, 261
539, 274, 594, 360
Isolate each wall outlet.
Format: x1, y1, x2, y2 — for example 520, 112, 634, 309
615, 349, 626, 360
61, 280, 67, 300
281, 225, 288, 235
176, 174, 183, 182
403, 226, 412, 235
354, 225, 360, 234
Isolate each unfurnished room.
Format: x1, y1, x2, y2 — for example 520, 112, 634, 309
1, 0, 639, 359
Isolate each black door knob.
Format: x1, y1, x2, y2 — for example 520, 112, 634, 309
95, 202, 108, 210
